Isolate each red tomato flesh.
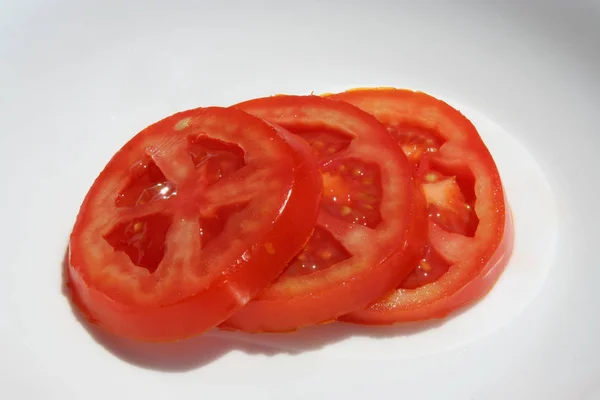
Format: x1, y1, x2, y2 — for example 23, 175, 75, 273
222, 95, 427, 332
328, 88, 512, 323
67, 107, 322, 341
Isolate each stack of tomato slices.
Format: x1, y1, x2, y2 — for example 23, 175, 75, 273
67, 88, 512, 342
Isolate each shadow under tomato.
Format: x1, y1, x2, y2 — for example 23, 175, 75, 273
61, 244, 474, 372
62, 246, 255, 371
211, 317, 447, 356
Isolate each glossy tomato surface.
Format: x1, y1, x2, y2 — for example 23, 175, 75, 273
67, 106, 322, 341
330, 88, 511, 323
223, 95, 427, 332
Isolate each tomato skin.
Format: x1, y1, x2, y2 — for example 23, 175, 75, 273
341, 210, 513, 323
67, 107, 322, 342
222, 95, 427, 332
328, 88, 510, 324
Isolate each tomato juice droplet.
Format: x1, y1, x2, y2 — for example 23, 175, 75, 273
115, 158, 177, 207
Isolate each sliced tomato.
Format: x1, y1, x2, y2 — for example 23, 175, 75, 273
222, 95, 427, 332
67, 107, 322, 341
328, 88, 512, 323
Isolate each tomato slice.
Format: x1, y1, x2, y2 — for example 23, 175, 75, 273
67, 107, 322, 341
222, 95, 427, 332
328, 88, 512, 323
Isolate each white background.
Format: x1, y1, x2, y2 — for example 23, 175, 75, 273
1, 1, 599, 399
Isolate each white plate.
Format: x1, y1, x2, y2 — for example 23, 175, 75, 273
1, 1, 599, 399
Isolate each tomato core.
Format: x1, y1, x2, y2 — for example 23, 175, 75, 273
105, 137, 251, 274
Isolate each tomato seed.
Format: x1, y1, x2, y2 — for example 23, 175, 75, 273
420, 260, 432, 272
425, 173, 438, 182
283, 227, 351, 277
174, 117, 192, 131
264, 243, 276, 254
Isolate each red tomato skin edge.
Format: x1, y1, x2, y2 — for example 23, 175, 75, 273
220, 181, 428, 333
340, 204, 514, 325
65, 124, 323, 342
